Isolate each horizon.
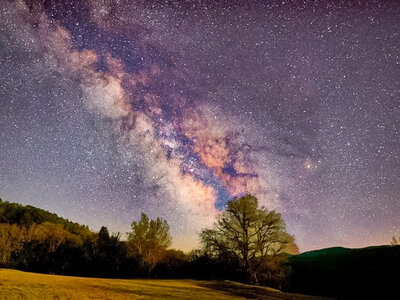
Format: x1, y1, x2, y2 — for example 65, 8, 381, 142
1, 0, 399, 253
0, 196, 395, 253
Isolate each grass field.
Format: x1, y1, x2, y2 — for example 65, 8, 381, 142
0, 269, 327, 299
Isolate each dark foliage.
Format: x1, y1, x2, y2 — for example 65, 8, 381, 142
0, 199, 145, 278
2, 197, 399, 299
152, 249, 187, 278
287, 245, 400, 299
185, 251, 246, 282
0, 198, 254, 283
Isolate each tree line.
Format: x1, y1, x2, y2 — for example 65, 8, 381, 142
0, 195, 298, 288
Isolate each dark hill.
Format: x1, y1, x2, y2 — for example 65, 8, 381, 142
287, 245, 400, 299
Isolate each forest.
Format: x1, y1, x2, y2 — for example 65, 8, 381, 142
0, 195, 295, 284
0, 196, 399, 299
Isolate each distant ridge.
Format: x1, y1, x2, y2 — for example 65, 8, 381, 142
288, 243, 400, 298
297, 245, 393, 258
0, 198, 90, 235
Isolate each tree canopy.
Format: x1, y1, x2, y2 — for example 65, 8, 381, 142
127, 213, 172, 271
200, 194, 296, 285
0, 198, 90, 237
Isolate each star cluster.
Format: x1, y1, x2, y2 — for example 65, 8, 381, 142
0, 0, 399, 251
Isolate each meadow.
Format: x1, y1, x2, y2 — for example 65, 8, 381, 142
0, 269, 326, 300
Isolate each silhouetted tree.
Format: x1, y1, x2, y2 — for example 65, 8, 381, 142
200, 194, 296, 285
98, 226, 110, 243
153, 249, 187, 278
391, 236, 399, 246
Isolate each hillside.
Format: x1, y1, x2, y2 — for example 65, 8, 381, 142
288, 245, 400, 298
0, 198, 90, 235
0, 269, 327, 300
1, 198, 398, 299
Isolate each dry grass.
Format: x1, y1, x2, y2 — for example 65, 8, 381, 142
0, 269, 328, 299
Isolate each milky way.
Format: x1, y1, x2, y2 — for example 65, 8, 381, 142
0, 0, 399, 251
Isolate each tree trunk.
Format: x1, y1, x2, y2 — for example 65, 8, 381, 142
249, 268, 259, 285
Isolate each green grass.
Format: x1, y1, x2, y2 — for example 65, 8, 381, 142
0, 269, 327, 299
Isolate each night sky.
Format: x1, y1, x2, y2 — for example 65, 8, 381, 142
1, 0, 399, 252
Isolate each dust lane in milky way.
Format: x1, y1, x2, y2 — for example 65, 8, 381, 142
0, 0, 399, 251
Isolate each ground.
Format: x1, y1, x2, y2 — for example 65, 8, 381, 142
0, 269, 327, 299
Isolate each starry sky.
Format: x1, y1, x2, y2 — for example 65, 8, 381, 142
0, 0, 399, 252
